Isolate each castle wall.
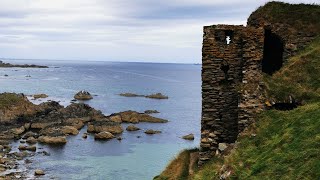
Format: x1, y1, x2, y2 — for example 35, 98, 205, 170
200, 25, 265, 165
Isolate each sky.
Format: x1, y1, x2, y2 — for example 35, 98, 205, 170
0, 0, 317, 63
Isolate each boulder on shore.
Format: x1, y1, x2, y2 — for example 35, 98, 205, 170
94, 131, 114, 140
126, 125, 140, 131
182, 133, 194, 140
74, 90, 93, 100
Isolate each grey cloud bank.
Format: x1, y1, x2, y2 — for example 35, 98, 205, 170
0, 0, 317, 63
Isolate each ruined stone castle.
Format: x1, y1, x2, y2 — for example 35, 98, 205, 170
199, 2, 319, 165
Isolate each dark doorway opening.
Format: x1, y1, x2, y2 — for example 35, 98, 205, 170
262, 29, 284, 75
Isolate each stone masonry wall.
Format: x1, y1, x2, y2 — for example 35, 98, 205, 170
200, 25, 265, 165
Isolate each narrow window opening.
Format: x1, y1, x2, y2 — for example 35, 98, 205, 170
226, 36, 231, 44
225, 30, 233, 45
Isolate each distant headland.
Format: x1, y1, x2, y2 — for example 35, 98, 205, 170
0, 60, 48, 68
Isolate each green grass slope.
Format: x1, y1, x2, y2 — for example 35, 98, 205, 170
194, 102, 320, 179
264, 36, 320, 102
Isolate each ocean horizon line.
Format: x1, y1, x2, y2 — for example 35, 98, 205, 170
0, 57, 202, 65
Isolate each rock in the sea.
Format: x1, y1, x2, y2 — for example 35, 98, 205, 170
23, 131, 37, 139
34, 169, 45, 176
87, 121, 123, 134
18, 145, 36, 151
119, 93, 168, 99
25, 159, 32, 164
182, 133, 195, 140
94, 132, 114, 140
144, 110, 160, 114
64, 118, 85, 130
74, 90, 93, 100
33, 94, 48, 99
115, 111, 139, 123
145, 93, 168, 99
119, 93, 144, 97
40, 125, 79, 137
26, 137, 37, 144
144, 129, 162, 134
38, 136, 67, 144
126, 125, 140, 131
109, 115, 122, 123
82, 133, 88, 139
138, 114, 168, 123
61, 126, 79, 135
108, 111, 168, 123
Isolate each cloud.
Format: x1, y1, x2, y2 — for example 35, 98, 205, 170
0, 0, 317, 63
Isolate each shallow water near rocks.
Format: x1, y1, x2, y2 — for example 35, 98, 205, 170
0, 60, 201, 179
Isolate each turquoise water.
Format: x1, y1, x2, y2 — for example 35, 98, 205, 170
0, 60, 201, 179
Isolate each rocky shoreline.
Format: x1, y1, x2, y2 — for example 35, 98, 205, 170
0, 92, 169, 178
0, 60, 48, 68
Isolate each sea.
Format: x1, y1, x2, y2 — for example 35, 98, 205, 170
0, 60, 201, 180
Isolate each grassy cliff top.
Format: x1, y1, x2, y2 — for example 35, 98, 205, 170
248, 1, 320, 33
